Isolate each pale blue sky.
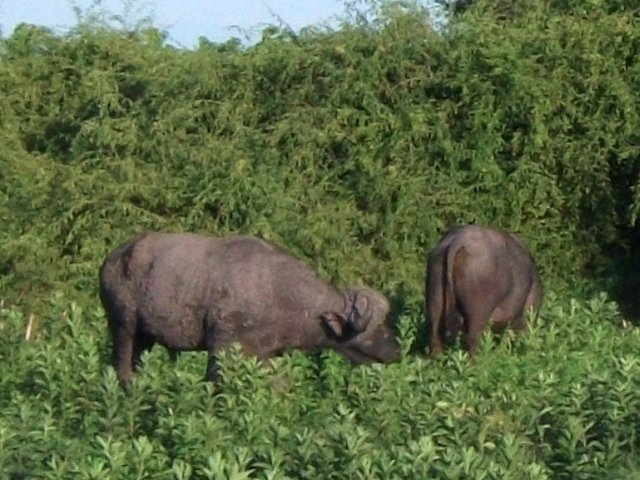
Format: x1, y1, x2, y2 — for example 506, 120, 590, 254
0, 0, 349, 48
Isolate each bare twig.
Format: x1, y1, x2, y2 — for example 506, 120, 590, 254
25, 314, 35, 341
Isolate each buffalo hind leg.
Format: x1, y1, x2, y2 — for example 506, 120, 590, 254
429, 327, 444, 358
487, 304, 524, 352
464, 321, 483, 358
426, 261, 445, 357
514, 280, 543, 331
463, 305, 496, 358
132, 332, 155, 372
110, 320, 136, 389
511, 312, 528, 333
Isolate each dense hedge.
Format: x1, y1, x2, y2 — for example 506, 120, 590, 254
1, 0, 639, 313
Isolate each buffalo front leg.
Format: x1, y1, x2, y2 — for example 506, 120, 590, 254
203, 319, 221, 385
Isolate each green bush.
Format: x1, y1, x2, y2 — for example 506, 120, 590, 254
1, 292, 639, 478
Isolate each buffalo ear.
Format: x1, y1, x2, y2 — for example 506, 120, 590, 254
347, 290, 371, 333
320, 312, 347, 339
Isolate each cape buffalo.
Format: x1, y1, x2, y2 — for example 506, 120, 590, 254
426, 224, 542, 357
99, 232, 400, 388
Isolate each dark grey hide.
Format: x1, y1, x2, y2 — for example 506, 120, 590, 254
99, 232, 400, 388
426, 224, 543, 357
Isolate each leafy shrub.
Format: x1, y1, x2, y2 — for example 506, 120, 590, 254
1, 292, 639, 478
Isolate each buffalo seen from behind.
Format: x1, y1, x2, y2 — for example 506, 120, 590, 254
426, 224, 543, 357
99, 232, 400, 389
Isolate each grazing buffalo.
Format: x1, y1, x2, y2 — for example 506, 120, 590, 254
99, 232, 400, 388
426, 224, 542, 357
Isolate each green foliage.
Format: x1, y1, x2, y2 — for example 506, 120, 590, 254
1, 292, 639, 478
1, 0, 640, 477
